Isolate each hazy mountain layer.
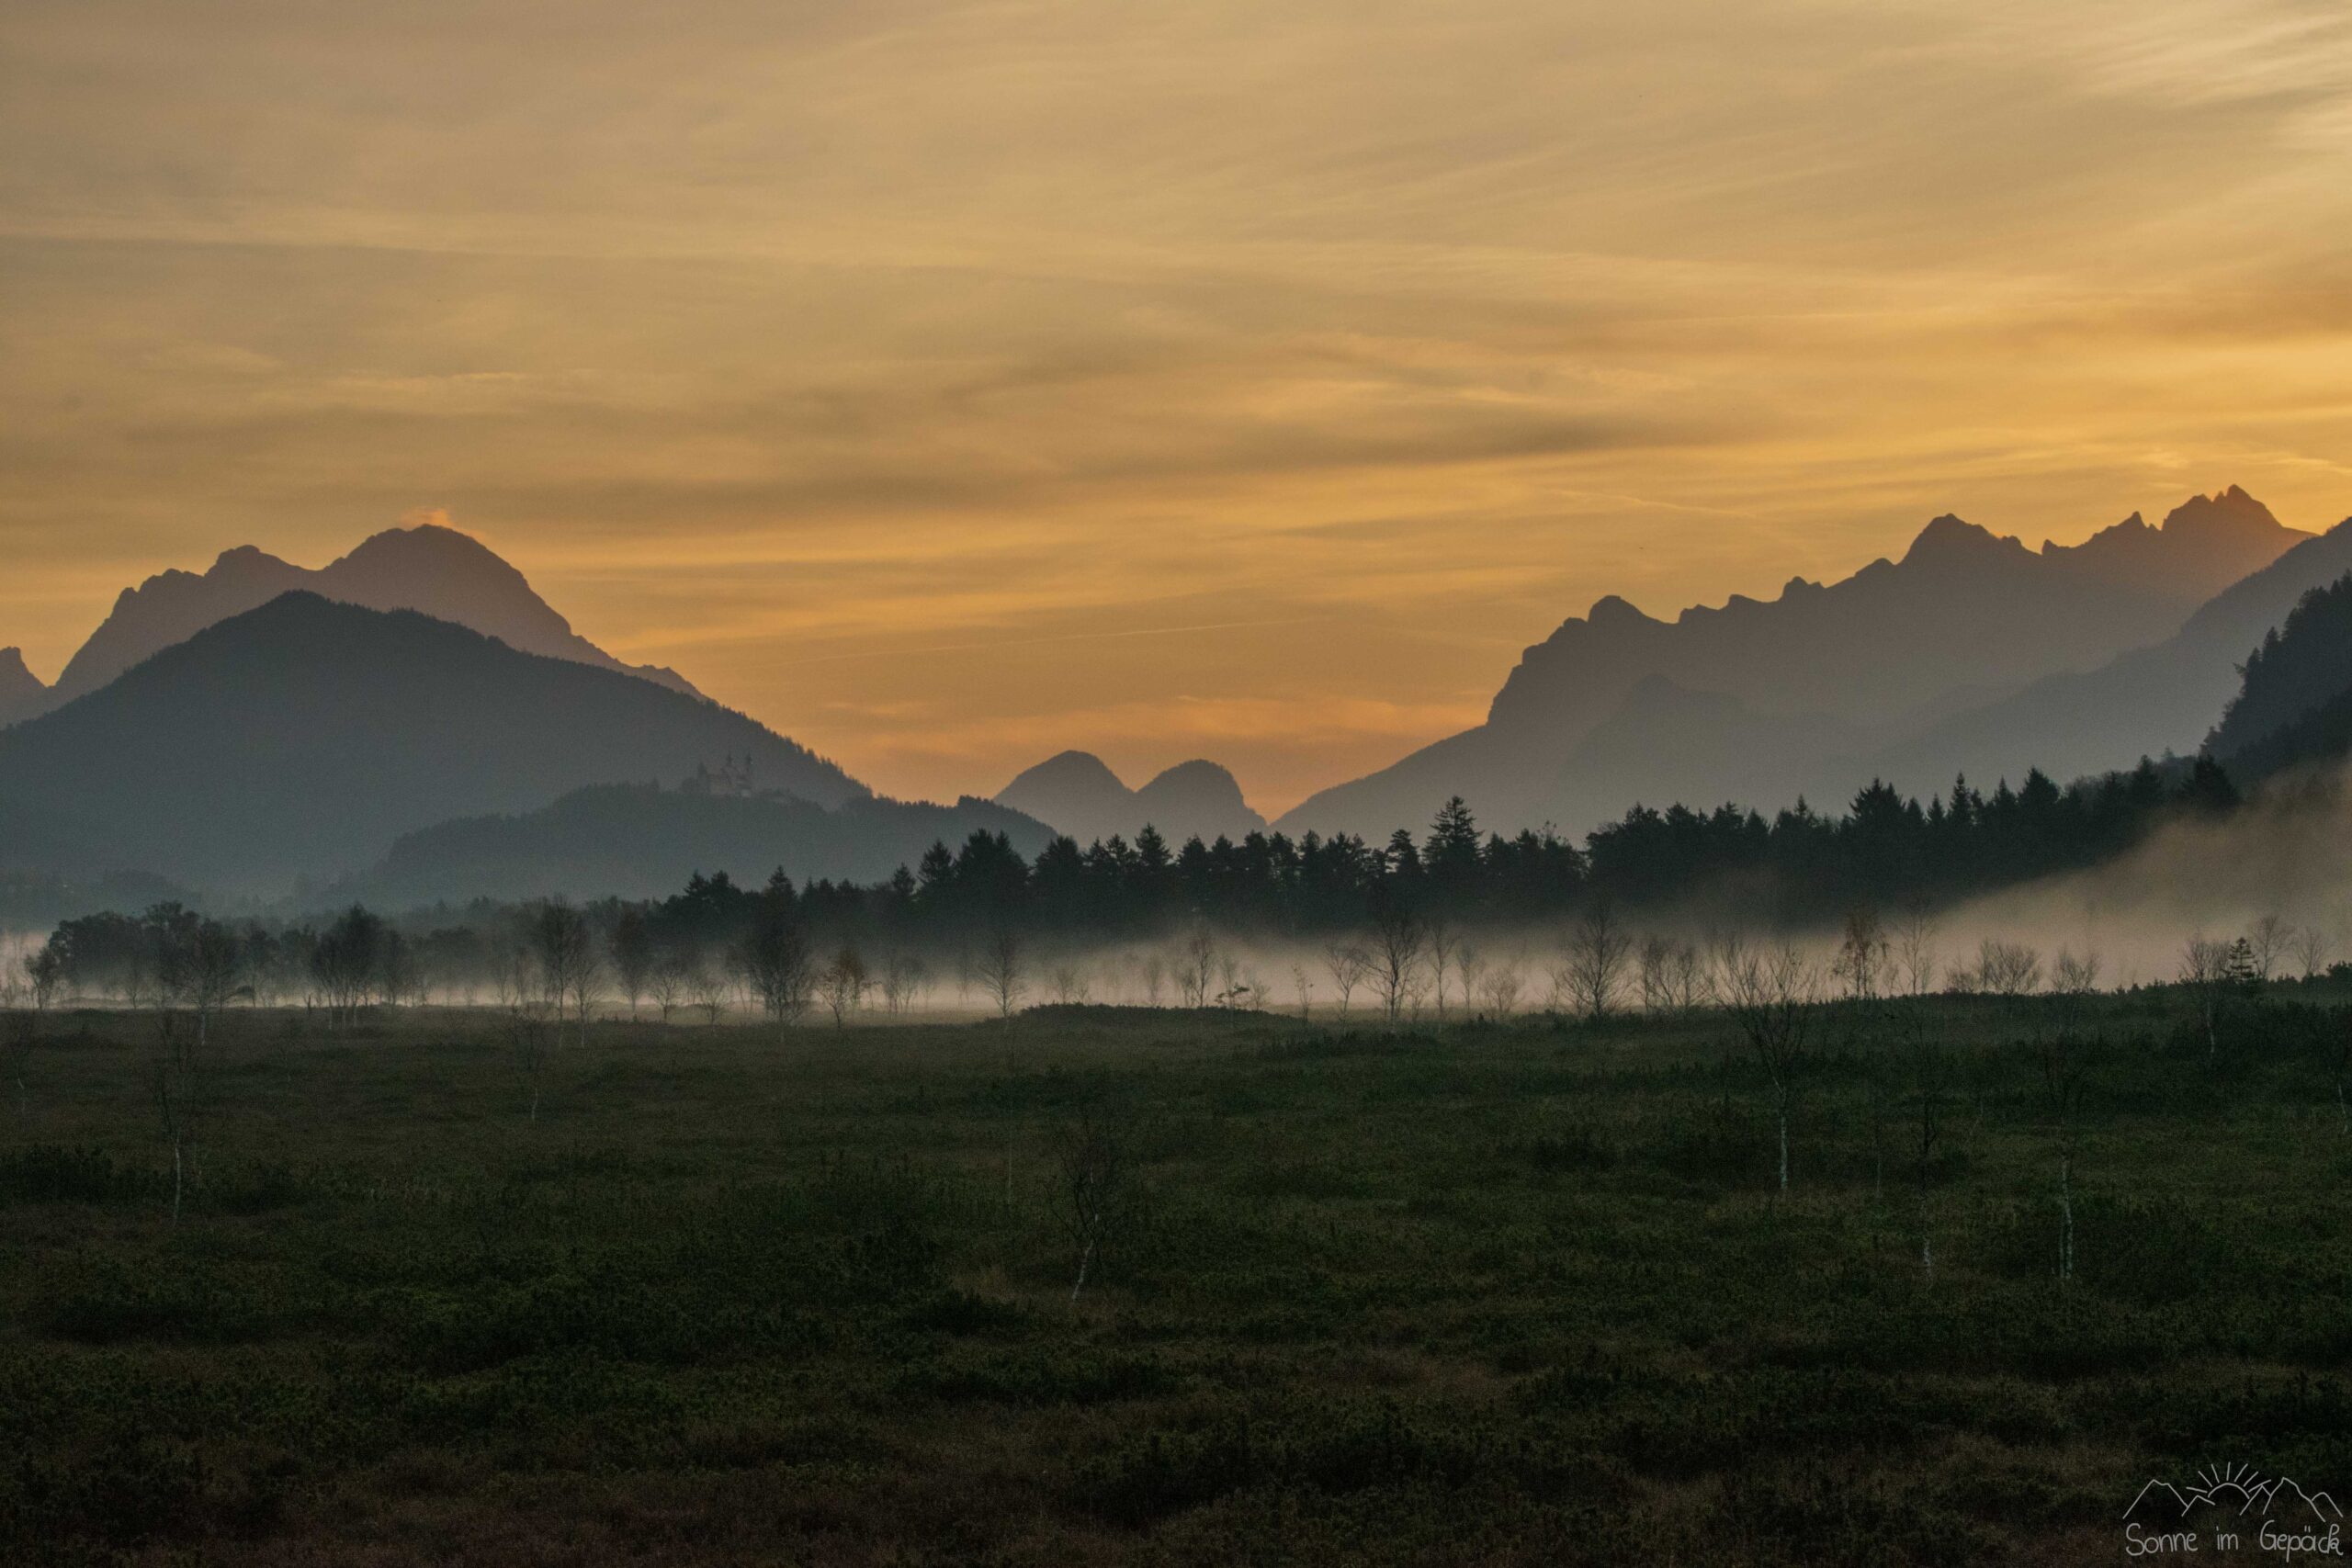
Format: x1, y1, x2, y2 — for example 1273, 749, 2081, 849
1281, 488, 2308, 837
996, 750, 1265, 845
32, 523, 696, 714
1862, 517, 2352, 795
0, 593, 864, 891
343, 784, 1055, 907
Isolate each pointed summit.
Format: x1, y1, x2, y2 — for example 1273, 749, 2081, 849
0, 592, 860, 891
1899, 514, 2029, 568
1279, 488, 2316, 840
34, 521, 701, 713
0, 646, 48, 727
2159, 483, 2283, 541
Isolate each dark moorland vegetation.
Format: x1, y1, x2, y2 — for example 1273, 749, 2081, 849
2, 982, 2349, 1564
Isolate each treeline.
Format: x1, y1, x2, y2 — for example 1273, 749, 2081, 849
11, 753, 2240, 1013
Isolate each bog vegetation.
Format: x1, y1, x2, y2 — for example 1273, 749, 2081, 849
2, 923, 2348, 1563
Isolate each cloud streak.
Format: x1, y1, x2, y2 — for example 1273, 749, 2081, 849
1, 0, 2348, 807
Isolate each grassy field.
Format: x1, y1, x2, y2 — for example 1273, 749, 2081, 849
4, 990, 2350, 1564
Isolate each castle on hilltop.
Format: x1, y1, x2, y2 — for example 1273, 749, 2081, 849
681, 754, 755, 799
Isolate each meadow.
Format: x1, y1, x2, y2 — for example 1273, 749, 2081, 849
3, 988, 2348, 1565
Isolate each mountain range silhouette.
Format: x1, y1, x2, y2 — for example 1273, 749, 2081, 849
1271, 487, 2322, 838
0, 592, 863, 892
0, 522, 694, 726
5, 491, 2350, 904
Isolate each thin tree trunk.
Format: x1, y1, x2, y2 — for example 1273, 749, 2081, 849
1071, 1235, 1096, 1303
1777, 1106, 1789, 1197
2060, 1156, 2074, 1284
171, 1134, 184, 1224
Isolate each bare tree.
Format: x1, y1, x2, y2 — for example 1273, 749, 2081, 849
2177, 934, 2237, 1067
1045, 961, 1089, 1006
880, 952, 926, 1015
185, 919, 246, 1051
736, 903, 816, 1032
1479, 964, 1524, 1017
143, 939, 212, 1223
1137, 951, 1167, 1009
1455, 943, 1487, 1016
2040, 1018, 2086, 1287
1173, 925, 1216, 1009
150, 1005, 203, 1223
690, 962, 729, 1026
1424, 917, 1457, 1021
23, 944, 62, 1013
1636, 934, 1676, 1014
1667, 940, 1710, 1013
2247, 914, 2294, 982
978, 927, 1026, 1019
2335, 1018, 2351, 1135
527, 900, 599, 1044
1833, 908, 1889, 1002
1057, 1110, 1135, 1304
1911, 1025, 1953, 1280
1556, 899, 1632, 1023
310, 905, 382, 1031
609, 909, 654, 1020
1368, 901, 1425, 1024
1892, 903, 1939, 998
1974, 939, 2041, 1000
1289, 963, 1314, 1019
647, 950, 690, 1023
1323, 942, 1370, 1014
2290, 924, 2333, 982
1216, 952, 1251, 1010
1713, 936, 1818, 1198
505, 1003, 556, 1122
489, 938, 527, 1012
4, 1008, 33, 1123
820, 946, 871, 1026
378, 930, 424, 1010
2051, 947, 2101, 998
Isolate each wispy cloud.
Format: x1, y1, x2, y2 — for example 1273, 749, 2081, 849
2, 0, 2348, 804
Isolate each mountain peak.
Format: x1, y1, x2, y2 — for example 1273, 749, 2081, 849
211, 543, 291, 572
1001, 750, 1128, 795
1283, 488, 2317, 841
1588, 594, 1655, 628
38, 520, 702, 711
1139, 758, 1250, 809
0, 592, 860, 891
0, 646, 46, 725
338, 522, 526, 576
996, 750, 1261, 844
2159, 484, 2283, 541
1899, 513, 2023, 567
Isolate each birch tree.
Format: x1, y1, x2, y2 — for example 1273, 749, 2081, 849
1713, 936, 1818, 1199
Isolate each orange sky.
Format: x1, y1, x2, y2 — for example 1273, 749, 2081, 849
4, 0, 2350, 814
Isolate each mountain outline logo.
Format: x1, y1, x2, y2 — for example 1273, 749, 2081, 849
2124, 1463, 2343, 1522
